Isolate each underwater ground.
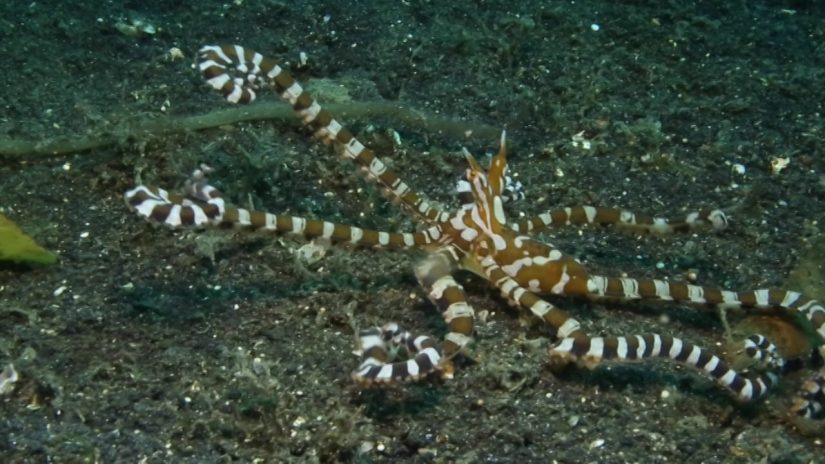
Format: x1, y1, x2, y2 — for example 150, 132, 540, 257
1, 0, 824, 462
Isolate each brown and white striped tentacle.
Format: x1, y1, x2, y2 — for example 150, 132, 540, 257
511, 206, 728, 235
501, 174, 525, 203
415, 248, 476, 361
478, 254, 585, 340
550, 333, 780, 402
124, 166, 227, 227
585, 275, 825, 347
352, 323, 443, 384
125, 172, 443, 250
353, 248, 475, 384
583, 274, 825, 414
124, 185, 222, 228
741, 334, 785, 371
485, 246, 783, 402
793, 366, 825, 419
197, 44, 450, 225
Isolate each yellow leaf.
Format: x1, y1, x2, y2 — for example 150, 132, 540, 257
0, 213, 57, 265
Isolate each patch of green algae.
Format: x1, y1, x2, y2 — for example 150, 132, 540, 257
0, 213, 56, 265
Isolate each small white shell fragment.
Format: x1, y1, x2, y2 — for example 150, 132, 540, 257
389, 129, 402, 146
292, 416, 307, 427
167, 47, 185, 61
115, 18, 157, 38
294, 241, 327, 265
770, 157, 790, 175
589, 438, 605, 449
359, 441, 374, 454
571, 131, 592, 150
0, 364, 18, 395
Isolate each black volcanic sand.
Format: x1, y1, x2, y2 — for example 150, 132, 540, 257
1, 1, 824, 462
